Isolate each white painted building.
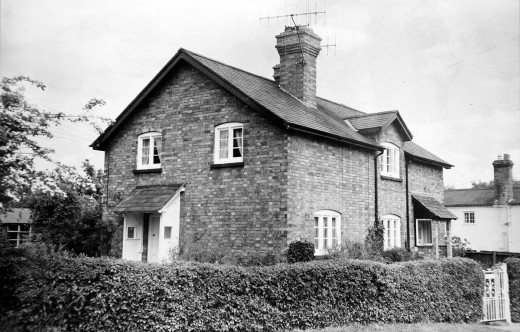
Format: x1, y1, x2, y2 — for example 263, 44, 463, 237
445, 154, 519, 253
113, 185, 183, 263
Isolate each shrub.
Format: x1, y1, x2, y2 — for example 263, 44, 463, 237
364, 220, 385, 258
451, 236, 471, 257
382, 247, 421, 263
327, 240, 370, 260
505, 257, 520, 322
287, 241, 314, 263
3, 245, 485, 331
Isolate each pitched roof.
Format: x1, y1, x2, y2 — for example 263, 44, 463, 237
404, 141, 453, 169
91, 49, 381, 151
412, 194, 457, 219
444, 188, 520, 207
0, 208, 31, 224
316, 97, 366, 118
345, 111, 413, 141
112, 184, 184, 213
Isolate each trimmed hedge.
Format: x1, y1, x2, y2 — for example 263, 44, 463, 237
2, 248, 484, 331
287, 241, 314, 263
505, 257, 520, 322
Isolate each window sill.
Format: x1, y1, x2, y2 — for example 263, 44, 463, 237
381, 175, 402, 182
133, 168, 162, 174
210, 162, 244, 169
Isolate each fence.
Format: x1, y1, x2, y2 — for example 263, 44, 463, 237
482, 263, 511, 323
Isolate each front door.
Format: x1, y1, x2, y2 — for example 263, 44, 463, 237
148, 215, 160, 263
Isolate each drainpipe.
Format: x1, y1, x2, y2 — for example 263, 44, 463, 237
405, 159, 412, 250
507, 204, 512, 251
374, 151, 384, 224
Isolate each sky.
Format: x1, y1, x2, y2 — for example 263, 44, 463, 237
1, 0, 519, 189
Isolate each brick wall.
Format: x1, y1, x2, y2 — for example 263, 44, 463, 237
286, 132, 375, 245
104, 62, 289, 257
408, 161, 446, 256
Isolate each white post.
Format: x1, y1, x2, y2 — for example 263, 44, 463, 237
434, 219, 439, 259
447, 220, 453, 258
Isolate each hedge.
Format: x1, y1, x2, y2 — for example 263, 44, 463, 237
505, 257, 520, 322
1, 247, 484, 331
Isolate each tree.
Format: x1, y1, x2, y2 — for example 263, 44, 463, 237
0, 76, 110, 210
470, 179, 520, 189
25, 160, 115, 256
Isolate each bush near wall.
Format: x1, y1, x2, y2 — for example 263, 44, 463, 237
505, 257, 520, 322
2, 247, 484, 332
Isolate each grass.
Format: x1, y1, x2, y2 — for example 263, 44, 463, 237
292, 322, 516, 332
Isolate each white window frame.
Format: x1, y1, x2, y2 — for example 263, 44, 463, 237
125, 226, 140, 240
464, 211, 475, 224
416, 219, 433, 246
313, 210, 341, 255
214, 123, 243, 164
380, 142, 400, 178
164, 226, 172, 239
137, 132, 162, 170
439, 221, 447, 238
382, 215, 401, 250
6, 224, 31, 247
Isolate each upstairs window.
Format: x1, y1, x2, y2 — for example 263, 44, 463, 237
214, 123, 243, 164
137, 132, 161, 169
314, 210, 341, 255
464, 212, 475, 224
382, 215, 401, 250
380, 143, 400, 178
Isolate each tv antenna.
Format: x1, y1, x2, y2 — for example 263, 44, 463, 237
259, 1, 337, 58
259, 0, 326, 27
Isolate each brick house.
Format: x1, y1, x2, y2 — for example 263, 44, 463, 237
91, 26, 456, 263
445, 154, 520, 253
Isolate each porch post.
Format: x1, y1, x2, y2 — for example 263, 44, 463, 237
434, 219, 439, 259
447, 219, 453, 258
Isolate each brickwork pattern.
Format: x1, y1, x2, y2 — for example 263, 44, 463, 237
286, 133, 375, 245
104, 63, 289, 257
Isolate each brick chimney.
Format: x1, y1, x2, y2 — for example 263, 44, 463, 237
493, 153, 514, 205
274, 25, 321, 108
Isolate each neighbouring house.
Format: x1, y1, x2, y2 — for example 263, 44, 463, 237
445, 154, 520, 253
91, 26, 456, 263
0, 208, 32, 247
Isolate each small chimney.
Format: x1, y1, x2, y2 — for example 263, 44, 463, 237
493, 153, 514, 204
274, 25, 321, 108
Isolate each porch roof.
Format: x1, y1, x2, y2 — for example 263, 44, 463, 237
112, 184, 184, 213
412, 194, 457, 220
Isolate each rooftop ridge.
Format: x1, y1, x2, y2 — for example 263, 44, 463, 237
346, 110, 398, 119
316, 97, 367, 115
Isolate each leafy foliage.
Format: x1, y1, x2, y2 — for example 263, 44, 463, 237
24, 160, 116, 257
2, 244, 485, 331
505, 258, 520, 322
364, 220, 385, 258
451, 236, 471, 257
470, 179, 520, 189
287, 241, 314, 263
0, 76, 110, 209
382, 247, 421, 263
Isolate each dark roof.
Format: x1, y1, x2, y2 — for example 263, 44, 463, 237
412, 194, 457, 219
0, 208, 31, 224
91, 49, 381, 151
316, 97, 366, 118
112, 184, 184, 213
444, 188, 520, 207
346, 111, 413, 141
404, 141, 453, 169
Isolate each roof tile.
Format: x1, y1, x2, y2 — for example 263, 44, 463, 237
113, 184, 183, 213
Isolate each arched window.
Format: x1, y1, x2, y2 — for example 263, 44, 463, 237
380, 142, 400, 178
214, 123, 243, 164
137, 132, 162, 169
314, 210, 341, 255
382, 214, 401, 250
